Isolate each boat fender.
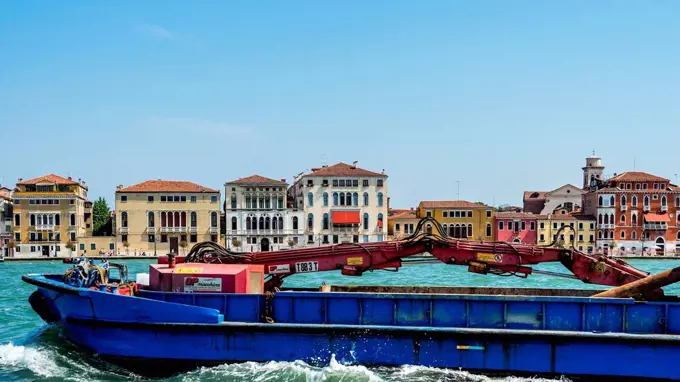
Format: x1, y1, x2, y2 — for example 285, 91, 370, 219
28, 290, 61, 323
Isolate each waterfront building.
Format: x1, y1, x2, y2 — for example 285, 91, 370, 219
224, 175, 303, 252
495, 211, 538, 244
290, 162, 388, 244
416, 201, 494, 240
536, 213, 596, 253
115, 180, 220, 255
0, 186, 13, 256
12, 174, 92, 256
388, 208, 419, 240
582, 171, 680, 255
523, 184, 585, 215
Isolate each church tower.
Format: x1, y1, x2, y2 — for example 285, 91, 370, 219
583, 151, 605, 189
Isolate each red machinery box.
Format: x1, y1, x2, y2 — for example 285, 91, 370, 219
149, 263, 264, 294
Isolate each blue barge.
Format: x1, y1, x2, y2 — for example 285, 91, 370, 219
23, 272, 680, 380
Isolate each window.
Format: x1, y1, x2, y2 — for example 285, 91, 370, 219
161, 195, 167, 202
378, 213, 384, 230
540, 222, 544, 229
589, 235, 594, 242
486, 223, 492, 237
190, 196, 197, 203
598, 196, 603, 206
486, 210, 492, 218
377, 179, 384, 187
632, 195, 638, 206
323, 213, 329, 230
362, 179, 369, 187
160, 234, 167, 243
121, 212, 128, 228
363, 193, 369, 206
30, 215, 36, 226
352, 179, 359, 187
644, 195, 650, 207
91, 243, 96, 250
148, 235, 155, 243
339, 193, 345, 206
590, 223, 594, 229
148, 212, 155, 227
521, 221, 526, 231
70, 232, 76, 241
231, 217, 237, 230
467, 211, 473, 218
530, 221, 535, 231
121, 195, 127, 202
190, 234, 197, 243
307, 213, 313, 229
636, 183, 641, 190
231, 195, 237, 209
610, 196, 615, 206
332, 179, 338, 187
191, 212, 197, 227
553, 223, 557, 229
443, 211, 448, 218
662, 195, 667, 207
70, 214, 76, 226
454, 211, 460, 218
80, 243, 85, 251
292, 217, 298, 230
426, 211, 432, 218
377, 193, 384, 207
323, 193, 329, 206
14, 232, 20, 241
579, 235, 584, 241
147, 195, 154, 202
621, 231, 626, 240
654, 183, 659, 190
211, 195, 217, 203
332, 192, 339, 206
14, 214, 20, 227
498, 221, 504, 231
353, 192, 358, 206
643, 184, 648, 190
363, 213, 369, 230
539, 234, 545, 242
395, 223, 401, 231
508, 222, 513, 231
211, 212, 218, 228
621, 195, 626, 206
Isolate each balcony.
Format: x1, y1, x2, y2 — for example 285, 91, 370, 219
148, 227, 156, 234
226, 229, 303, 236
34, 224, 56, 230
661, 205, 668, 212
210, 227, 219, 234
189, 227, 197, 234
620, 205, 627, 212
643, 205, 650, 212
119, 227, 129, 234
644, 223, 667, 231
160, 226, 187, 233
597, 224, 614, 229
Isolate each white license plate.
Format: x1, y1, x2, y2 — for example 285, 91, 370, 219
295, 261, 319, 273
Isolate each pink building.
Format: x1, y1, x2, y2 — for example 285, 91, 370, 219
495, 211, 538, 244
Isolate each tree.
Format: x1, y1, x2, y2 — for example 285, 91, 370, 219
609, 240, 618, 256
6, 240, 16, 257
65, 241, 76, 256
287, 239, 295, 248
231, 239, 242, 250
123, 241, 130, 255
93, 197, 112, 236
179, 240, 188, 255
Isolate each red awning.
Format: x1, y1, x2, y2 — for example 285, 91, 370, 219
332, 211, 361, 224
378, 219, 384, 228
644, 213, 670, 223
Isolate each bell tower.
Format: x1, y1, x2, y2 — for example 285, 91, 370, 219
583, 151, 605, 189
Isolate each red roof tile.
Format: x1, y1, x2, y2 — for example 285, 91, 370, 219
390, 210, 418, 220
609, 172, 668, 182
495, 212, 538, 219
419, 200, 489, 209
523, 191, 547, 201
17, 174, 80, 186
0, 187, 11, 200
228, 175, 286, 185
303, 162, 385, 178
117, 180, 218, 193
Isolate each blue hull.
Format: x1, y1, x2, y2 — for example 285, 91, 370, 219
23, 274, 680, 380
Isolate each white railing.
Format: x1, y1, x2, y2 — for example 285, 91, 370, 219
597, 224, 614, 229
226, 229, 303, 235
661, 205, 668, 212
643, 205, 650, 212
35, 224, 56, 230
210, 227, 219, 234
620, 205, 627, 212
147, 227, 156, 234
120, 227, 129, 234
643, 223, 667, 231
161, 227, 187, 233
189, 227, 197, 234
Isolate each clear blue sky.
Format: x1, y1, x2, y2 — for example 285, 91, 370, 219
2, 0, 679, 208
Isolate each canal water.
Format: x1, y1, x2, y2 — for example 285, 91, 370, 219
1, 259, 678, 381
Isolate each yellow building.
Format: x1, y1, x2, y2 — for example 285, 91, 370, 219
536, 213, 596, 253
417, 201, 494, 240
115, 180, 221, 256
388, 209, 420, 240
12, 174, 92, 257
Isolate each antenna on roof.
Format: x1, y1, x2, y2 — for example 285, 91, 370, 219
322, 153, 327, 166
633, 157, 636, 171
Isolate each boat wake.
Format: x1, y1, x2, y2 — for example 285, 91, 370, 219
178, 354, 571, 382
0, 342, 65, 378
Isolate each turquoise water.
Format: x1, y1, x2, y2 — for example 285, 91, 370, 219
1, 259, 679, 381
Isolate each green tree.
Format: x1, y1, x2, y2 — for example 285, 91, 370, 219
231, 238, 242, 250
93, 197, 112, 236
179, 240, 188, 255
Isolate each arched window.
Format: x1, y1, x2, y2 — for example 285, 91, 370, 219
333, 193, 339, 206
259, 216, 264, 230
161, 211, 167, 227
378, 192, 384, 207
14, 214, 20, 227
272, 216, 278, 230
598, 196, 603, 206
676, 196, 680, 207
363, 213, 369, 230
632, 195, 638, 206
598, 214, 603, 224
426, 224, 432, 234
211, 212, 218, 228
307, 192, 313, 207
621, 195, 627, 206
632, 214, 637, 226
174, 212, 180, 227
168, 212, 174, 227
121, 212, 128, 228
245, 196, 251, 209
246, 216, 251, 230
30, 214, 36, 226
443, 224, 448, 233
468, 224, 473, 237
70, 213, 76, 226
148, 212, 155, 227
610, 213, 614, 225
610, 196, 615, 206
346, 193, 352, 206
292, 216, 298, 230
486, 223, 492, 237
340, 193, 345, 206
265, 216, 270, 230
677, 231, 680, 240
461, 224, 467, 238
604, 214, 609, 224
43, 214, 48, 225
231, 216, 237, 230
620, 215, 626, 223
323, 213, 329, 230
644, 195, 650, 207
449, 225, 454, 236
181, 211, 186, 227
378, 213, 384, 230
278, 216, 283, 230
353, 192, 358, 206
363, 192, 369, 206
323, 192, 329, 206
231, 195, 237, 209
662, 195, 667, 207
191, 212, 197, 227
632, 231, 637, 240
307, 213, 313, 229
621, 231, 626, 239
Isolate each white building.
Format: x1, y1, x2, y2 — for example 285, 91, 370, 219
0, 186, 13, 257
224, 175, 304, 252
290, 162, 388, 245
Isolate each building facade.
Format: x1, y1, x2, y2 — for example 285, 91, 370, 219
523, 184, 585, 215
388, 209, 419, 240
583, 172, 680, 255
417, 201, 494, 240
495, 211, 538, 244
536, 214, 596, 253
0, 186, 13, 256
12, 174, 92, 257
115, 180, 220, 255
290, 162, 388, 244
224, 175, 303, 252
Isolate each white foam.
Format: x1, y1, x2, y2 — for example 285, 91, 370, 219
0, 342, 65, 378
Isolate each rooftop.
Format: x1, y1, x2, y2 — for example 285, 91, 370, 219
390, 210, 418, 220
419, 200, 490, 209
303, 162, 385, 178
495, 211, 538, 219
17, 174, 82, 187
609, 172, 669, 183
117, 180, 219, 193
227, 175, 286, 185
523, 191, 547, 201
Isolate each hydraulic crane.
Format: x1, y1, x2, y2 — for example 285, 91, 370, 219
179, 217, 668, 298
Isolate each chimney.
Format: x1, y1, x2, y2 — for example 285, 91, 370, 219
410, 207, 414, 210
18, 178, 22, 182
68, 176, 72, 180
351, 161, 358, 169
116, 185, 123, 190
280, 178, 286, 183
381, 169, 385, 174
